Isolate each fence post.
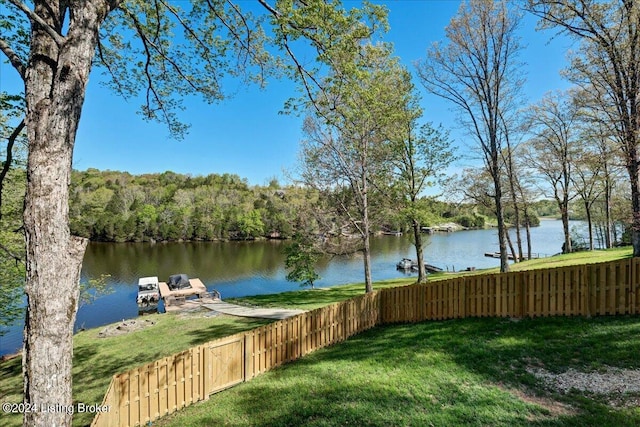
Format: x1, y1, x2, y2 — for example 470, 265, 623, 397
112, 374, 122, 427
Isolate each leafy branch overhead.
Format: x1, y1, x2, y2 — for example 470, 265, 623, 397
95, 0, 276, 139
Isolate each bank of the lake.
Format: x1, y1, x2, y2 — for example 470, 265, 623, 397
0, 219, 583, 356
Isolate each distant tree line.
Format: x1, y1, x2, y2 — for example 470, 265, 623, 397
69, 169, 306, 242
68, 169, 534, 244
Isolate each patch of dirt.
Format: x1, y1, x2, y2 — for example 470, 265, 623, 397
497, 383, 576, 418
526, 365, 640, 407
97, 319, 157, 338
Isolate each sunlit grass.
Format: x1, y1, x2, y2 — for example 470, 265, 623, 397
485, 246, 632, 273
229, 247, 633, 310
225, 278, 414, 310
0, 313, 269, 427
155, 316, 640, 427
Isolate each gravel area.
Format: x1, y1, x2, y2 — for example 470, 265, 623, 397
527, 366, 640, 406
97, 319, 156, 337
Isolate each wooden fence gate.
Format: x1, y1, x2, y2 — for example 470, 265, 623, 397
206, 335, 245, 394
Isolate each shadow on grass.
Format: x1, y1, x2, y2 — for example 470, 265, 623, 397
0, 357, 23, 427
157, 315, 640, 427
0, 356, 22, 399
69, 315, 269, 427
72, 343, 170, 427
302, 316, 640, 426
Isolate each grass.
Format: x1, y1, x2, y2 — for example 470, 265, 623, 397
0, 246, 635, 426
0, 313, 270, 427
228, 247, 633, 309
154, 316, 640, 427
501, 246, 633, 271
224, 278, 414, 311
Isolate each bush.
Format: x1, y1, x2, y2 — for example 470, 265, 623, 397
455, 214, 485, 228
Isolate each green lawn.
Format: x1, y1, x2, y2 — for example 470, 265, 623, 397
0, 246, 636, 426
155, 316, 640, 427
228, 247, 633, 310
0, 313, 270, 427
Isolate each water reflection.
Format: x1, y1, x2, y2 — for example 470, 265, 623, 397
1, 219, 573, 356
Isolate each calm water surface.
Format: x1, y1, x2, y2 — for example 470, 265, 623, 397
0, 219, 580, 355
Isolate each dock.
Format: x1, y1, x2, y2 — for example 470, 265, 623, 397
162, 296, 304, 319
156, 275, 304, 320
159, 278, 208, 306
484, 252, 542, 260
203, 301, 305, 320
161, 293, 220, 313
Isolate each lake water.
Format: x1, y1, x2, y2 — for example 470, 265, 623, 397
0, 219, 581, 356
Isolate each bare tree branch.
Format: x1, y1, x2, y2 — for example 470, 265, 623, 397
0, 119, 24, 222
7, 0, 65, 46
0, 37, 26, 79
0, 241, 23, 263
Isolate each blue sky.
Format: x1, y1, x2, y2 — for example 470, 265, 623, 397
1, 1, 573, 186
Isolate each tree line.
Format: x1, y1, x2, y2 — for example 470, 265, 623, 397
67, 168, 498, 243
69, 169, 300, 242
417, 0, 638, 270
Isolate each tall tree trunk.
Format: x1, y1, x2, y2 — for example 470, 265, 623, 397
504, 143, 524, 261
22, 2, 108, 426
585, 200, 594, 250
525, 217, 532, 259
412, 219, 427, 283
496, 210, 510, 272
561, 206, 571, 253
518, 183, 533, 260
604, 179, 613, 248
362, 210, 373, 293
505, 228, 518, 262
493, 173, 509, 272
362, 173, 373, 293
512, 208, 524, 261
628, 148, 640, 257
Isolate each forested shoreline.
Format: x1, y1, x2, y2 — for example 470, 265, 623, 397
68, 169, 505, 243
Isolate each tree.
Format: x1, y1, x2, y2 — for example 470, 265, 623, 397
0, 1, 371, 425
588, 128, 625, 248
0, 92, 27, 339
524, 90, 580, 253
511, 152, 541, 260
527, 0, 640, 256
0, 167, 25, 336
390, 119, 456, 283
571, 139, 604, 250
298, 42, 412, 293
236, 209, 265, 240
284, 233, 320, 289
417, 0, 525, 272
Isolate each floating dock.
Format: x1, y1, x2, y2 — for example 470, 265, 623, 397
159, 278, 208, 306
484, 252, 542, 260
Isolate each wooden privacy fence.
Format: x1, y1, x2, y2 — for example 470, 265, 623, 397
92, 257, 640, 427
91, 291, 380, 427
380, 257, 640, 323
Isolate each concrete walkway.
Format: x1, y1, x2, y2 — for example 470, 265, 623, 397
203, 300, 305, 320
